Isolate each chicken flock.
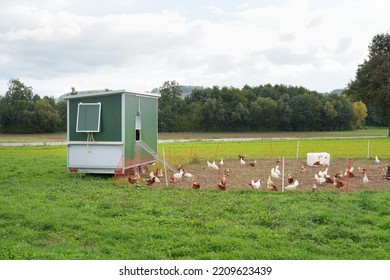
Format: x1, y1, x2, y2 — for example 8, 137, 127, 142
126, 154, 389, 192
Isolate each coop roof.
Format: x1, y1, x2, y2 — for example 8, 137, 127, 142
63, 89, 160, 100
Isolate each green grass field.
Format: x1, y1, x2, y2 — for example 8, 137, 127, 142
1, 137, 390, 260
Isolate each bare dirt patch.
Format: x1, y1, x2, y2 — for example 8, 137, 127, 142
148, 158, 390, 192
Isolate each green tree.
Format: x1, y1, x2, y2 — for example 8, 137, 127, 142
231, 103, 250, 131
202, 97, 219, 131
55, 100, 67, 131
250, 97, 278, 131
158, 81, 183, 132
0, 79, 63, 133
347, 32, 390, 136
276, 96, 292, 131
34, 98, 61, 132
0, 79, 35, 133
289, 94, 322, 131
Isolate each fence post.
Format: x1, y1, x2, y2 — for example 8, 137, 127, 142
163, 147, 168, 187
346, 159, 352, 193
214, 143, 220, 159
282, 157, 285, 192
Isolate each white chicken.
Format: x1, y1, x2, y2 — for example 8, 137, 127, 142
275, 165, 281, 176
207, 160, 219, 170
173, 169, 184, 180
240, 158, 246, 165
250, 179, 261, 189
363, 173, 369, 184
219, 158, 224, 166
211, 161, 219, 170
318, 167, 328, 178
271, 168, 280, 179
183, 170, 194, 178
315, 174, 326, 185
148, 171, 160, 183
375, 156, 380, 164
285, 180, 299, 191
267, 176, 273, 186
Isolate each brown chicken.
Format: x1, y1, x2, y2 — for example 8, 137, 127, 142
325, 175, 334, 184
156, 168, 163, 178
247, 160, 257, 167
287, 173, 294, 184
145, 176, 156, 186
334, 170, 343, 179
128, 173, 140, 184
218, 177, 227, 191
334, 178, 344, 188
266, 185, 278, 191
381, 168, 387, 178
169, 174, 177, 183
224, 168, 232, 176
358, 167, 367, 174
192, 178, 200, 189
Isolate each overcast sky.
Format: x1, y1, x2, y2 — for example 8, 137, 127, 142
0, 0, 389, 97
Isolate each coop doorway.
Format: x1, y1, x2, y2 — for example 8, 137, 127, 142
135, 115, 141, 141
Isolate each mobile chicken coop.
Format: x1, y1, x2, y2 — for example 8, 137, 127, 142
64, 89, 163, 174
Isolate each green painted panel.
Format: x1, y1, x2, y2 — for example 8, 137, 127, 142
124, 94, 137, 159
69, 94, 122, 141
140, 97, 158, 151
123, 94, 158, 159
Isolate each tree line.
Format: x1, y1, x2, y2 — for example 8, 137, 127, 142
0, 79, 66, 133
158, 81, 368, 133
0, 79, 380, 134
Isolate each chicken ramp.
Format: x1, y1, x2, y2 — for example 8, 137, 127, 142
135, 140, 178, 173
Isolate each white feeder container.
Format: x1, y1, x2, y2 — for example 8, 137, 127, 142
307, 152, 330, 166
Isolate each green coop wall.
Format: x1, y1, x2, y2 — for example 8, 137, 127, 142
140, 96, 158, 150
68, 94, 122, 142
123, 94, 158, 160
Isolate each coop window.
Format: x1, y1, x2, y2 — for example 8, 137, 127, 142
76, 102, 101, 133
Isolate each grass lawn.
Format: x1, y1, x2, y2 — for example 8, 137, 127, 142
1, 141, 390, 260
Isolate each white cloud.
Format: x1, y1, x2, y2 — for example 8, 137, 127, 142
0, 0, 389, 97
306, 16, 323, 29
